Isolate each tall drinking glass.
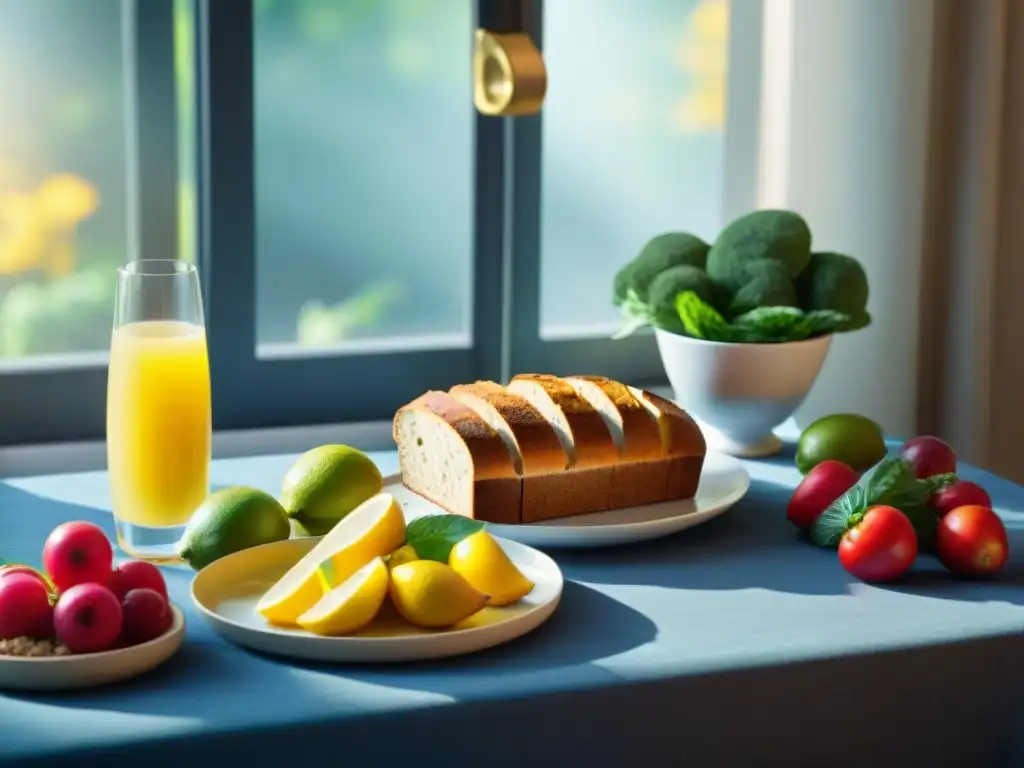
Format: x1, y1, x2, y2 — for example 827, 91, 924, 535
107, 260, 211, 562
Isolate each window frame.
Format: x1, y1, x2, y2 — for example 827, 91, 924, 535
0, 0, 762, 447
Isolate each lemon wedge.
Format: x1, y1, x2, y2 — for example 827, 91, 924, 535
256, 492, 406, 626
297, 556, 389, 636
448, 530, 534, 606
388, 560, 488, 629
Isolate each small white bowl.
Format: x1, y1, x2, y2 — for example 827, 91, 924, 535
0, 604, 185, 691
654, 329, 832, 457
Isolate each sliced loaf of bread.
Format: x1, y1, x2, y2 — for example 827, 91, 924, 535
394, 378, 707, 524
393, 391, 522, 523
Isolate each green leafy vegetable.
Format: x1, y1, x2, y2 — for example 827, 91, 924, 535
810, 457, 957, 547
659, 292, 851, 344
674, 291, 735, 342
405, 515, 486, 562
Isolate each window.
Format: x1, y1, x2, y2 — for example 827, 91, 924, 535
1, 0, 756, 447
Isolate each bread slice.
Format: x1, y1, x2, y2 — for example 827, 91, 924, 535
565, 375, 667, 507
629, 387, 706, 500
449, 381, 573, 523
507, 374, 618, 516
448, 381, 568, 474
393, 391, 522, 524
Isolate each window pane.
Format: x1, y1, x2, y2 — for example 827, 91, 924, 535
0, 0, 192, 367
0, 0, 125, 362
540, 0, 729, 339
254, 0, 474, 355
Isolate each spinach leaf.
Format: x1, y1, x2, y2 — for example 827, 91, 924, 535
674, 291, 735, 342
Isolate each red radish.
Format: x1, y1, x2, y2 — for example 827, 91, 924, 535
120, 588, 173, 646
838, 505, 918, 583
53, 583, 123, 653
787, 460, 859, 530
929, 481, 992, 518
107, 561, 168, 601
43, 521, 114, 594
899, 436, 957, 479
936, 504, 1008, 577
0, 573, 53, 639
0, 565, 51, 593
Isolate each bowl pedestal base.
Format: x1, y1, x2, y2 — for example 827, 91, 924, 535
696, 420, 784, 458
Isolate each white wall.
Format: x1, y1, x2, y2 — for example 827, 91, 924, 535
759, 0, 936, 438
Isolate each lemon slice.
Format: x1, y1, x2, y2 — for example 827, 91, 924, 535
448, 530, 534, 606
256, 492, 406, 626
297, 557, 389, 636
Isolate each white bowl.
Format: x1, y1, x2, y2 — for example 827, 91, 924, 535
654, 329, 832, 457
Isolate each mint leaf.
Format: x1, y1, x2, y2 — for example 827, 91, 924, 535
674, 291, 734, 342
810, 480, 866, 546
809, 457, 948, 548
405, 515, 485, 562
863, 457, 916, 502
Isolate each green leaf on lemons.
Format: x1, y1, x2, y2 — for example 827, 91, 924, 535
405, 515, 485, 562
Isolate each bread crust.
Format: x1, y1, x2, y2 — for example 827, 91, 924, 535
449, 382, 568, 474
508, 374, 619, 468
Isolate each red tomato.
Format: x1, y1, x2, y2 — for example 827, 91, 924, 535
936, 504, 1009, 577
929, 481, 992, 518
787, 460, 859, 530
838, 505, 918, 583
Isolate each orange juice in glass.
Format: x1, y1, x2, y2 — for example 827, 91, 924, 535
106, 260, 211, 562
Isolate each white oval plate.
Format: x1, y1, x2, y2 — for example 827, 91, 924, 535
191, 536, 562, 664
387, 452, 750, 549
0, 605, 185, 691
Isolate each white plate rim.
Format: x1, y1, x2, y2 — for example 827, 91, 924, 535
190, 535, 563, 658
383, 451, 750, 545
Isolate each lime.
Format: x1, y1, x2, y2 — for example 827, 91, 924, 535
796, 414, 887, 474
179, 487, 291, 570
281, 445, 383, 535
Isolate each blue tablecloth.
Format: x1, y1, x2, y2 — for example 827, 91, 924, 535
2, 445, 1024, 767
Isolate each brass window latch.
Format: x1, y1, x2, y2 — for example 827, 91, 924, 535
472, 1, 547, 116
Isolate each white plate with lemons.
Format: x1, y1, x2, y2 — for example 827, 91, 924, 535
191, 494, 563, 663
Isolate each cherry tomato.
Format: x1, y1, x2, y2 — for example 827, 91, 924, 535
838, 505, 918, 583
936, 504, 1008, 577
787, 460, 859, 531
929, 481, 992, 518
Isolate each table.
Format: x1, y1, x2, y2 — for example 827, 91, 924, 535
2, 444, 1024, 767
